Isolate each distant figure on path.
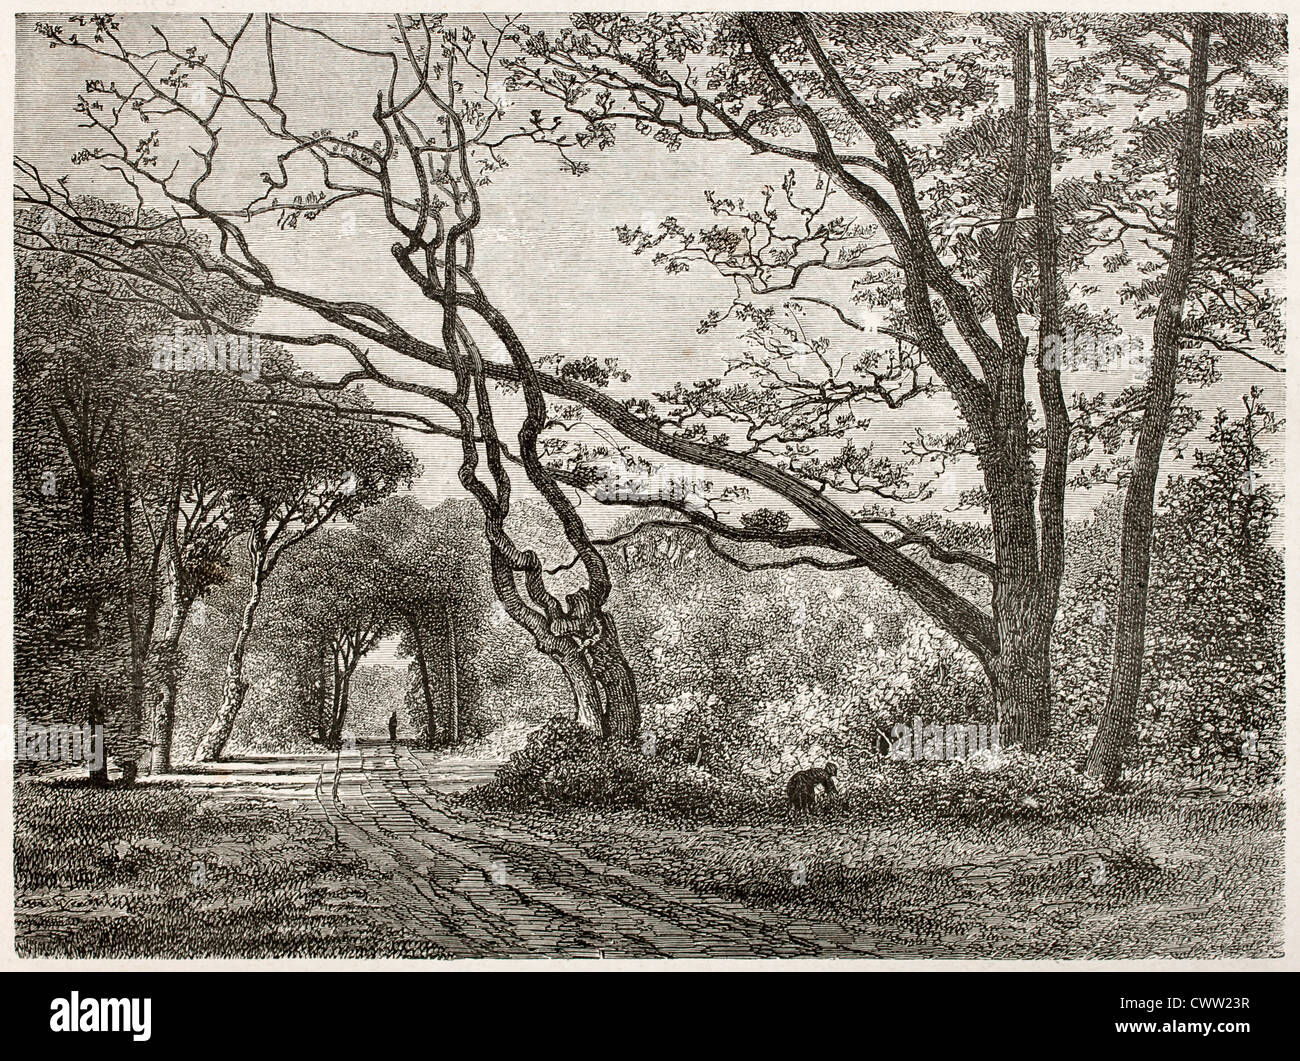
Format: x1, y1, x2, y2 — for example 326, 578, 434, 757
388, 712, 398, 743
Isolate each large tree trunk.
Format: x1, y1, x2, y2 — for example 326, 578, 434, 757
554, 614, 641, 742
82, 510, 108, 785
559, 652, 605, 735
990, 588, 1053, 751
985, 452, 1055, 751
195, 562, 266, 761
1086, 26, 1211, 787
948, 24, 1066, 755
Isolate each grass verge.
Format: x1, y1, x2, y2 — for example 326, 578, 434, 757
14, 778, 446, 958
465, 793, 1283, 959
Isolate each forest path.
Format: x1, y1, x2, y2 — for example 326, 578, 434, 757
309, 738, 881, 958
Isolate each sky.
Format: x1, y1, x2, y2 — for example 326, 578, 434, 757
12, 10, 1287, 551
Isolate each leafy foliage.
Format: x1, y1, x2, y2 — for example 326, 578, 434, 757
1055, 391, 1284, 787
472, 716, 764, 820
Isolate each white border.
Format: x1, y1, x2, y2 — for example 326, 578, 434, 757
1, 0, 1294, 972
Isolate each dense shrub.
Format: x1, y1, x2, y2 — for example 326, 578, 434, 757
469, 716, 765, 819
828, 749, 1109, 824
600, 393, 1282, 794
473, 717, 1107, 827
1054, 396, 1284, 788
612, 528, 994, 785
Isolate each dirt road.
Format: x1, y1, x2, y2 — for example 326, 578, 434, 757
310, 739, 879, 958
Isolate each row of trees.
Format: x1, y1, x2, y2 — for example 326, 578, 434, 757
15, 212, 416, 779
15, 12, 1285, 785
511, 12, 1284, 785
16, 208, 616, 776
261, 497, 492, 750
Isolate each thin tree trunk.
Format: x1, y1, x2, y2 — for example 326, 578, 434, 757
328, 653, 358, 747
74, 439, 110, 786
1086, 24, 1211, 786
344, 668, 351, 733
408, 615, 438, 749
151, 678, 179, 775
195, 556, 266, 761
84, 598, 109, 787
327, 644, 343, 747
117, 479, 145, 785
1030, 19, 1071, 716
446, 606, 459, 746
82, 483, 108, 784
341, 670, 351, 740
150, 579, 191, 774
120, 656, 146, 785
316, 639, 329, 743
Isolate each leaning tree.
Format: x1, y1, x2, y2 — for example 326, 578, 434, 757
191, 382, 415, 761
17, 13, 643, 740
505, 11, 1284, 773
